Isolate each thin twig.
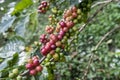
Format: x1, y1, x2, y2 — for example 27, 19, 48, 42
91, 0, 112, 8
82, 26, 120, 80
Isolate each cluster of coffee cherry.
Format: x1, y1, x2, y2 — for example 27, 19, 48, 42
38, 1, 49, 13
23, 1, 92, 76
40, 6, 81, 58
25, 56, 43, 75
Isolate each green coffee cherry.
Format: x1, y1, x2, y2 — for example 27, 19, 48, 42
9, 73, 15, 79
16, 75, 22, 80
12, 68, 19, 75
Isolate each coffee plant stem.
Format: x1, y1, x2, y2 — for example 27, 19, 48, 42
91, 0, 112, 8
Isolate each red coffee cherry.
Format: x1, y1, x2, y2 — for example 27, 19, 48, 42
35, 65, 43, 72
26, 63, 34, 70
33, 59, 39, 67
59, 21, 67, 28
29, 69, 37, 75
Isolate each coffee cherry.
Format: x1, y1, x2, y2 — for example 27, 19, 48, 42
35, 65, 43, 72
38, 5, 44, 10
51, 44, 56, 49
56, 25, 61, 32
50, 34, 58, 42
33, 59, 39, 67
9, 73, 15, 79
51, 8, 57, 14
53, 53, 59, 61
41, 1, 48, 7
47, 54, 52, 59
60, 53, 64, 57
45, 62, 51, 67
59, 30, 65, 37
49, 50, 55, 55
38, 1, 49, 13
49, 39, 55, 45
29, 69, 37, 75
26, 63, 34, 70
77, 15, 81, 20
66, 9, 72, 16
55, 47, 61, 53
72, 12, 77, 18
77, 9, 81, 14
41, 48, 48, 56
17, 75, 22, 80
66, 21, 74, 28
12, 68, 19, 75
45, 26, 54, 34
28, 59, 33, 64
59, 21, 67, 28
45, 58, 49, 62
73, 19, 78, 24
55, 41, 62, 47
50, 62, 55, 66
72, 6, 77, 12
57, 35, 63, 40
45, 43, 52, 51
63, 27, 69, 32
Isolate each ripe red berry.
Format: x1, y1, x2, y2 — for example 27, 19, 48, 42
59, 21, 67, 28
38, 5, 44, 10
57, 35, 63, 40
41, 48, 48, 56
63, 27, 68, 32
45, 26, 54, 34
49, 39, 55, 45
41, 1, 47, 7
50, 34, 58, 42
59, 30, 65, 37
33, 59, 39, 67
72, 6, 77, 12
51, 44, 56, 50
72, 12, 77, 18
35, 65, 43, 72
26, 63, 34, 70
66, 21, 74, 28
45, 43, 52, 51
29, 69, 37, 75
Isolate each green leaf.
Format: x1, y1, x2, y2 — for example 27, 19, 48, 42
11, 0, 33, 15
0, 36, 25, 58
15, 12, 38, 42
0, 58, 10, 71
15, 15, 30, 37
0, 53, 18, 71
0, 16, 16, 33
7, 53, 19, 67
